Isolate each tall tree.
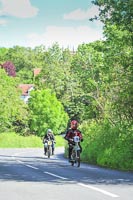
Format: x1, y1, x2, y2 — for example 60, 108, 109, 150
92, 0, 133, 123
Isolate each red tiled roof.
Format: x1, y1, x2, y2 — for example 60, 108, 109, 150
18, 84, 34, 96
33, 68, 41, 77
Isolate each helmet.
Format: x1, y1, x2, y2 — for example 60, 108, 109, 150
70, 120, 78, 129
47, 129, 52, 135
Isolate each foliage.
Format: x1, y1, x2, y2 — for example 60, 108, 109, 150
17, 69, 33, 84
91, 0, 133, 124
103, 26, 133, 122
81, 120, 133, 170
71, 41, 105, 121
0, 69, 29, 133
55, 135, 65, 147
1, 61, 16, 77
92, 0, 133, 33
0, 47, 8, 63
28, 89, 69, 137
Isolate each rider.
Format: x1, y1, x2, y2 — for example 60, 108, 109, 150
43, 129, 56, 155
64, 120, 83, 162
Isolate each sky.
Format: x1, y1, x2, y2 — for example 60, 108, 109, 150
0, 0, 104, 50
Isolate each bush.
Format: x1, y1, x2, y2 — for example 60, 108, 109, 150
80, 120, 133, 171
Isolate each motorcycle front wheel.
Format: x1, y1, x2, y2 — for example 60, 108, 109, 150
76, 150, 80, 167
71, 150, 80, 167
47, 146, 51, 158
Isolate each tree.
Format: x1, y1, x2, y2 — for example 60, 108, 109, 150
0, 47, 9, 63
92, 0, 133, 123
28, 89, 69, 136
34, 44, 75, 118
0, 68, 28, 133
2, 61, 16, 77
92, 0, 133, 33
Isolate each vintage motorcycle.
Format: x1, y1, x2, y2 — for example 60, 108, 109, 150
44, 139, 54, 158
70, 135, 81, 167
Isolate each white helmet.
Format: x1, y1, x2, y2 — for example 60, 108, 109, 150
47, 129, 52, 134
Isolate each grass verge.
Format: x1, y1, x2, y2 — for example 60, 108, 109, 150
0, 132, 65, 148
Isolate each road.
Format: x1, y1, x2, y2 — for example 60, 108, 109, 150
0, 147, 133, 200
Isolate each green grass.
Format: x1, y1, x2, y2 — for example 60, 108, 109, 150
0, 132, 65, 148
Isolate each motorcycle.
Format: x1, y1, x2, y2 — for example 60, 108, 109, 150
69, 135, 81, 167
44, 139, 54, 158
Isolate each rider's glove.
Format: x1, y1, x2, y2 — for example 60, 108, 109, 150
69, 138, 73, 142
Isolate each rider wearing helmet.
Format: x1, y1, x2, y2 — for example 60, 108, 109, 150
43, 129, 55, 155
64, 120, 83, 162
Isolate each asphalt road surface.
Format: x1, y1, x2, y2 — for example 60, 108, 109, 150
0, 147, 133, 200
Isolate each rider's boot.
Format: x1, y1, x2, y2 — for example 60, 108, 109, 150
44, 148, 47, 155
52, 148, 54, 155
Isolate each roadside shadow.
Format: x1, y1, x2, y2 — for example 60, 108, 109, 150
0, 149, 133, 185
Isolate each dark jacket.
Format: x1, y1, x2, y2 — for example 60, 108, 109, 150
43, 132, 55, 143
64, 128, 83, 142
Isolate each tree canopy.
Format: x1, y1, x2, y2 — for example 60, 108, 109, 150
28, 89, 69, 137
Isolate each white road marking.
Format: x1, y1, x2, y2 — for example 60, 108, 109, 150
24, 164, 38, 170
16, 160, 39, 169
78, 183, 119, 198
16, 160, 23, 163
44, 171, 68, 180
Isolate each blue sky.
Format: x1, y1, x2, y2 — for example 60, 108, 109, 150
0, 0, 103, 50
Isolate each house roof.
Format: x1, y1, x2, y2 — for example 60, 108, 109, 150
18, 84, 34, 96
33, 68, 41, 77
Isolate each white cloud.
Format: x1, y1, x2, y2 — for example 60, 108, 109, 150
0, 0, 39, 18
0, 18, 7, 25
64, 6, 99, 20
26, 25, 103, 50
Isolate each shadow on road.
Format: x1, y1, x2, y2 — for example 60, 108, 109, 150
0, 148, 133, 185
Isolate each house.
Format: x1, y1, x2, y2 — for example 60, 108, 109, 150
33, 68, 41, 77
18, 68, 41, 103
18, 84, 34, 103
